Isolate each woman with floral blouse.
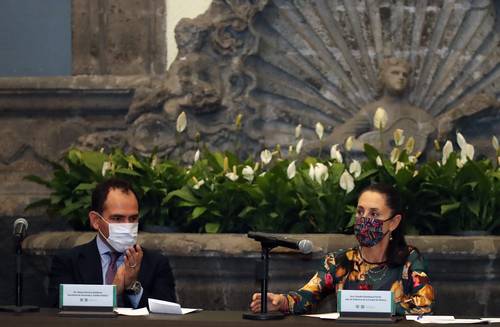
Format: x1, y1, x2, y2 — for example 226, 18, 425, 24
250, 183, 435, 315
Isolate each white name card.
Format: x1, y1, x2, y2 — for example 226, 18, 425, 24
60, 284, 116, 309
338, 290, 394, 314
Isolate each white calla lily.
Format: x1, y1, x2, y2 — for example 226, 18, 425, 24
393, 129, 405, 146
492, 136, 499, 151
376, 156, 383, 167
395, 161, 405, 173
225, 172, 239, 181
287, 161, 296, 179
313, 163, 329, 184
150, 155, 158, 169
330, 144, 343, 163
315, 122, 324, 140
308, 164, 315, 180
339, 170, 355, 194
194, 149, 200, 163
349, 160, 362, 178
456, 132, 467, 150
260, 149, 273, 165
176, 111, 187, 133
373, 107, 388, 130
405, 137, 415, 154
296, 138, 304, 154
102, 161, 113, 176
193, 179, 205, 190
390, 148, 400, 164
242, 165, 255, 182
442, 141, 453, 165
295, 124, 302, 139
345, 136, 354, 151
463, 143, 475, 161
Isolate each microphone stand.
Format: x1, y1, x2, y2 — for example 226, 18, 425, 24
0, 236, 39, 313
242, 242, 285, 320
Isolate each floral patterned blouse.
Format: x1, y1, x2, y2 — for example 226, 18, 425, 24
285, 246, 434, 315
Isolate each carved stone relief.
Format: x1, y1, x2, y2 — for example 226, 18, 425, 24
83, 0, 500, 158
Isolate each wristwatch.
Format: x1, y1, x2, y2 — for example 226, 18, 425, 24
125, 281, 142, 295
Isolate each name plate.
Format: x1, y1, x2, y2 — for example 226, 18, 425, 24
338, 290, 394, 314
60, 284, 116, 310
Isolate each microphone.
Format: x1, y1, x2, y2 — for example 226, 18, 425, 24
247, 231, 313, 254
13, 218, 28, 241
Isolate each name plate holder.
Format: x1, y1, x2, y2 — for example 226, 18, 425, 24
59, 284, 117, 318
337, 290, 397, 324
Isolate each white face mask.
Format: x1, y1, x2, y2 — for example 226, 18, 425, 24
95, 213, 138, 253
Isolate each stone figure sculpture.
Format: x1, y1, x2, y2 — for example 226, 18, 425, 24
315, 58, 436, 154
73, 0, 499, 160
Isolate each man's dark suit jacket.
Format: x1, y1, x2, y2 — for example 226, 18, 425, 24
48, 238, 176, 308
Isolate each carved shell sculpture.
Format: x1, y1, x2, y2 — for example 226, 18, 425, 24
127, 0, 499, 157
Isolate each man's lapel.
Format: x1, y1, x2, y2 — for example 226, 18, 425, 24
76, 237, 103, 284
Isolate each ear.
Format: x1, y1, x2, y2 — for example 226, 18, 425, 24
389, 214, 402, 232
88, 211, 100, 231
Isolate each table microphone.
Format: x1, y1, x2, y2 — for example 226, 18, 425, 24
13, 217, 28, 241
247, 231, 313, 254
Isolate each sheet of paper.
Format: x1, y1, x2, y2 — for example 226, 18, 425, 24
303, 312, 340, 320
148, 298, 202, 315
114, 307, 149, 316
481, 318, 500, 323
406, 315, 484, 324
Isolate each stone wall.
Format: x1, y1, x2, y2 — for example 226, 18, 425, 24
9, 232, 500, 316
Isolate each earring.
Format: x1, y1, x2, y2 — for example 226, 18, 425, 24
389, 233, 393, 241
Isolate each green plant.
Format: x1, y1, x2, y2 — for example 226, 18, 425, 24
25, 114, 500, 235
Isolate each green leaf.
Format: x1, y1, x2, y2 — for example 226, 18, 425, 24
192, 207, 207, 219
74, 182, 97, 191
165, 187, 200, 204
205, 222, 220, 233
441, 202, 460, 215
115, 168, 142, 176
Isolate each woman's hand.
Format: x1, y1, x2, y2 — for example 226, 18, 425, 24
249, 292, 287, 313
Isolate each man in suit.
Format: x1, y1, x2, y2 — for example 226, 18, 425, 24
48, 178, 176, 308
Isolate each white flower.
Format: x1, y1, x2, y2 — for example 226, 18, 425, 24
101, 161, 113, 176
315, 122, 324, 140
151, 155, 158, 169
345, 136, 354, 151
462, 143, 475, 161
395, 161, 405, 173
393, 129, 405, 146
242, 165, 255, 182
260, 149, 273, 165
308, 164, 315, 181
492, 136, 499, 151
194, 149, 200, 163
287, 161, 296, 179
330, 144, 343, 163
405, 137, 415, 154
442, 140, 453, 165
456, 132, 467, 150
497, 156, 500, 166
313, 163, 329, 184
296, 138, 304, 154
288, 145, 294, 154
390, 148, 400, 164
373, 107, 388, 130
176, 111, 187, 133
349, 160, 362, 178
376, 156, 383, 167
193, 179, 205, 190
339, 170, 355, 194
408, 156, 417, 164
413, 170, 419, 177
456, 158, 465, 168
295, 124, 302, 139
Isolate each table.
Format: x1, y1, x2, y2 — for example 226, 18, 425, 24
0, 309, 485, 327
